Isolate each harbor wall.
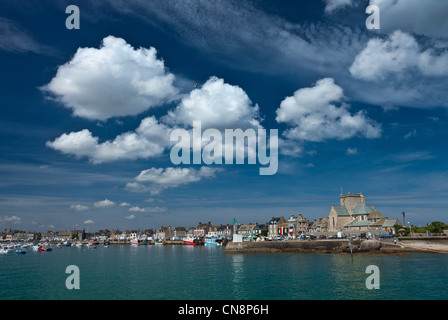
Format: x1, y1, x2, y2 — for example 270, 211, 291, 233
224, 239, 385, 254
397, 236, 448, 253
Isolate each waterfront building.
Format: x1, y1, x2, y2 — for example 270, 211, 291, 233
194, 222, 211, 238
206, 225, 220, 238
286, 214, 309, 237
237, 223, 255, 238
308, 217, 329, 233
217, 224, 233, 239
173, 227, 187, 239
268, 216, 285, 237
328, 192, 402, 233
156, 226, 173, 240
253, 223, 268, 237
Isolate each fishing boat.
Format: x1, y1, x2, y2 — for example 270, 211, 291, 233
0, 246, 10, 254
183, 237, 204, 246
86, 243, 97, 249
154, 239, 164, 245
205, 237, 222, 246
62, 241, 72, 247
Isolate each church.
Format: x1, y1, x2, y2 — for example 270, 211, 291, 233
327, 192, 401, 233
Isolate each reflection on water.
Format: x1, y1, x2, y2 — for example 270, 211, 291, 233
1, 247, 447, 300
230, 254, 245, 299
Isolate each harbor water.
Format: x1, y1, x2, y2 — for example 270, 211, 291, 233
1, 245, 447, 300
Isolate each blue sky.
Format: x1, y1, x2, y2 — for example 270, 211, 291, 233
1, 0, 448, 231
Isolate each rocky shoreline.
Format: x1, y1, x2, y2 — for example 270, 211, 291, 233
223, 239, 440, 255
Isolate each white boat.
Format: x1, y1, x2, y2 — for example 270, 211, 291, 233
86, 243, 96, 249
0, 246, 8, 254
75, 242, 83, 247
205, 237, 222, 246
130, 239, 139, 245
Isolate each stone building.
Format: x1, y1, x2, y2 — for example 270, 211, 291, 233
328, 192, 401, 233
268, 216, 285, 237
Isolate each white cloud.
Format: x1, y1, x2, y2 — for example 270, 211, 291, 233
46, 116, 173, 163
125, 214, 136, 220
83, 219, 95, 224
93, 199, 115, 208
129, 206, 146, 212
350, 31, 448, 81
370, 0, 448, 39
0, 17, 52, 54
323, 0, 355, 14
0, 215, 22, 224
276, 78, 381, 142
346, 147, 358, 155
70, 204, 89, 211
129, 206, 166, 213
404, 129, 417, 139
126, 166, 220, 195
42, 36, 179, 120
163, 76, 261, 130
120, 202, 131, 207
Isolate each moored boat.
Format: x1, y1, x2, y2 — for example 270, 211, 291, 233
205, 237, 222, 246
183, 237, 204, 246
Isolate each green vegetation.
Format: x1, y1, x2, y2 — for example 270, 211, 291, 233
395, 221, 448, 236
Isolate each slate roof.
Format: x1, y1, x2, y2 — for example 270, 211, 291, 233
332, 206, 350, 216
352, 203, 375, 215
345, 219, 370, 227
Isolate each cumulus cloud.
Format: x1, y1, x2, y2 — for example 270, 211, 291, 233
126, 166, 220, 195
83, 219, 95, 224
46, 116, 173, 163
70, 204, 89, 211
93, 199, 116, 208
41, 36, 179, 120
350, 31, 448, 81
120, 202, 131, 207
125, 214, 136, 220
163, 76, 261, 130
276, 78, 381, 142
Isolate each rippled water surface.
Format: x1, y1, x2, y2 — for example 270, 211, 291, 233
1, 245, 447, 300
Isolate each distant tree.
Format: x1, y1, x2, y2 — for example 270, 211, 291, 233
427, 221, 448, 233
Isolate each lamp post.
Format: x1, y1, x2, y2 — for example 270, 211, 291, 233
407, 221, 412, 237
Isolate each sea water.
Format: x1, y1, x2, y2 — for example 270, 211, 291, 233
0, 245, 447, 300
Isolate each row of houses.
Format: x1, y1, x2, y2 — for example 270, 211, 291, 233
1, 192, 402, 242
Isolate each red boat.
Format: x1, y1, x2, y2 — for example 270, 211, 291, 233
38, 247, 46, 252
183, 237, 203, 246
